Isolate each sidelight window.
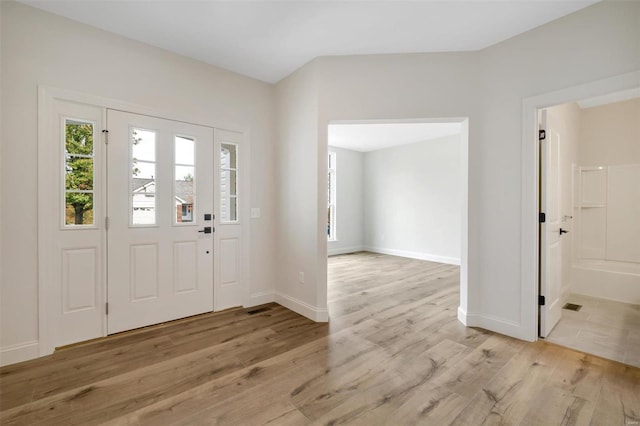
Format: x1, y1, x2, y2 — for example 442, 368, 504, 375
220, 143, 238, 223
328, 151, 336, 241
64, 119, 96, 226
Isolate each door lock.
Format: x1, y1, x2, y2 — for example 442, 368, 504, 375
559, 228, 568, 235
198, 227, 212, 234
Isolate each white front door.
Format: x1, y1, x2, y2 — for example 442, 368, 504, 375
540, 110, 563, 337
107, 110, 215, 333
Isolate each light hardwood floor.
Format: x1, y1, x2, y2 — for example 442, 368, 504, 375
1, 252, 639, 425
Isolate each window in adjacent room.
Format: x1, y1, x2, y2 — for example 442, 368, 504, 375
328, 151, 337, 241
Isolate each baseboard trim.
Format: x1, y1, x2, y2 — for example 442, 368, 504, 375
457, 306, 468, 326
328, 245, 365, 256
460, 312, 534, 342
0, 340, 40, 367
274, 292, 328, 322
364, 246, 460, 265
246, 290, 275, 307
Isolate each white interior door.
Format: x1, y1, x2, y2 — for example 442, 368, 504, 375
214, 129, 246, 310
107, 110, 214, 334
540, 110, 563, 337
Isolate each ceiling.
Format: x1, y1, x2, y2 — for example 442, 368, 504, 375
22, 0, 599, 84
329, 122, 462, 152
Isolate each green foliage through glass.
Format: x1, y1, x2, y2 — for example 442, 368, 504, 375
65, 120, 94, 225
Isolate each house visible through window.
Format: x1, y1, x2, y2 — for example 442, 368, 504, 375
131, 128, 156, 225
328, 151, 336, 241
180, 203, 194, 222
175, 135, 196, 224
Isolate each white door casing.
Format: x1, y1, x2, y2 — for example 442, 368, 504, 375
540, 110, 563, 337
107, 110, 215, 334
214, 129, 247, 310
40, 99, 106, 352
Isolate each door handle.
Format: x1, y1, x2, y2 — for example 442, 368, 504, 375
198, 227, 212, 234
559, 228, 569, 235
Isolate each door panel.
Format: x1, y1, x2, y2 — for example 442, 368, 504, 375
45, 99, 105, 350
130, 244, 159, 301
214, 129, 246, 310
220, 238, 239, 285
107, 110, 214, 334
540, 110, 563, 337
62, 248, 98, 313
174, 242, 198, 293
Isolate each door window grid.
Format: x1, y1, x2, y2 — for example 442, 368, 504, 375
328, 151, 336, 241
130, 128, 157, 226
220, 143, 238, 223
64, 118, 96, 227
174, 135, 196, 225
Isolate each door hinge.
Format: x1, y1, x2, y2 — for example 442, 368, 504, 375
106, 302, 109, 315
539, 129, 546, 140
105, 217, 109, 230
539, 212, 546, 223
102, 129, 109, 144
538, 295, 546, 306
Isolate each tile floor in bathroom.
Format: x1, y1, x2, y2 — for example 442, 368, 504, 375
545, 293, 640, 367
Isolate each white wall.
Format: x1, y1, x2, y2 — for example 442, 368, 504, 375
274, 60, 328, 321
275, 0, 640, 340
327, 146, 364, 256
579, 98, 640, 166
363, 135, 461, 264
1, 1, 277, 363
544, 103, 581, 297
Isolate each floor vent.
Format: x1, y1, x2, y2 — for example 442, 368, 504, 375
246, 307, 272, 315
563, 303, 582, 312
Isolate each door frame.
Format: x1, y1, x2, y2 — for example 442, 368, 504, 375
520, 71, 639, 342
323, 116, 470, 324
37, 86, 252, 356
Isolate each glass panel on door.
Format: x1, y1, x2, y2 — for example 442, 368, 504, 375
131, 128, 156, 226
64, 119, 95, 226
175, 136, 196, 224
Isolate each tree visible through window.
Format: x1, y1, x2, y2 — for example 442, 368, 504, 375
328, 151, 336, 241
65, 120, 95, 225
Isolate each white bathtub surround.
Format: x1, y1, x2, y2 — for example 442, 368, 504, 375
572, 260, 640, 305
576, 164, 640, 262
545, 293, 640, 367
572, 163, 640, 304
570, 98, 640, 306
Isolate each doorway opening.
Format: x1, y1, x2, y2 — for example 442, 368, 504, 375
536, 89, 640, 366
325, 118, 469, 325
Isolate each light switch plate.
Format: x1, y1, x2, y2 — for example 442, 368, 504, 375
251, 208, 261, 218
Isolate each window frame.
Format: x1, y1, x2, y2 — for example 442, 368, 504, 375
62, 116, 98, 229
219, 142, 239, 224
129, 126, 158, 228
328, 150, 337, 242
173, 133, 198, 226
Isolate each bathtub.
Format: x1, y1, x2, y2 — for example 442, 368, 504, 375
572, 260, 640, 304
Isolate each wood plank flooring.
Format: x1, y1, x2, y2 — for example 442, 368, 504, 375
1, 251, 639, 425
